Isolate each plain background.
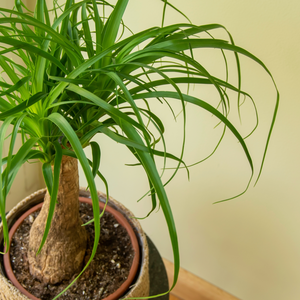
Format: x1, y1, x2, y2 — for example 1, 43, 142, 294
3, 0, 300, 299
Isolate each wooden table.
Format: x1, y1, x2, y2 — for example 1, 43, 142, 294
163, 259, 240, 300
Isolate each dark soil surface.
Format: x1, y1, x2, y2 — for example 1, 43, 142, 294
9, 202, 134, 300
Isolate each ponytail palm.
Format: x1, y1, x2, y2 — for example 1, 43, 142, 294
0, 0, 279, 298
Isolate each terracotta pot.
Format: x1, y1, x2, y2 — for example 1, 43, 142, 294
0, 189, 150, 300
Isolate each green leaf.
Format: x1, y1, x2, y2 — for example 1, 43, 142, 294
91, 0, 103, 61
81, 2, 94, 59
0, 116, 15, 254
81, 123, 187, 171
0, 55, 31, 100
2, 138, 39, 199
117, 118, 180, 292
0, 92, 47, 120
160, 0, 191, 25
90, 141, 101, 179
102, 0, 129, 51
133, 90, 253, 172
106, 72, 152, 143
0, 36, 68, 75
35, 0, 46, 37
66, 84, 148, 134
42, 162, 53, 196
37, 140, 62, 254
3, 113, 27, 199
0, 76, 31, 98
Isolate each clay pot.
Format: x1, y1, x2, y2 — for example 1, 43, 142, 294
0, 189, 150, 300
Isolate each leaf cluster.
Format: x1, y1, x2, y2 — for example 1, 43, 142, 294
0, 0, 279, 298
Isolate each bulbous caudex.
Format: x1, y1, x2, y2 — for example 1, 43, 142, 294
27, 156, 87, 284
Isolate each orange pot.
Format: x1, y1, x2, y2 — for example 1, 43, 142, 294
3, 196, 141, 300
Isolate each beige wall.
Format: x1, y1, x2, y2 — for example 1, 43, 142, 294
2, 0, 44, 211
77, 1, 300, 300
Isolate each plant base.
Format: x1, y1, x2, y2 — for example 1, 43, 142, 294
0, 188, 149, 300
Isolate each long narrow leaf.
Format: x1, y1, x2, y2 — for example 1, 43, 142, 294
0, 116, 15, 254
102, 0, 129, 52
2, 138, 39, 199
42, 162, 53, 196
80, 123, 188, 171
116, 118, 180, 293
0, 36, 68, 75
0, 55, 31, 100
0, 76, 31, 98
90, 141, 101, 179
133, 90, 253, 172
3, 113, 27, 199
37, 141, 62, 254
81, 2, 94, 59
0, 92, 47, 119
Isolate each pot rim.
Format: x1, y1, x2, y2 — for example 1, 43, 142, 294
3, 197, 140, 300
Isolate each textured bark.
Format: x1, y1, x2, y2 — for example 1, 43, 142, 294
27, 156, 87, 284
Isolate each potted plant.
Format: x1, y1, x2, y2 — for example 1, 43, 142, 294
0, 0, 279, 299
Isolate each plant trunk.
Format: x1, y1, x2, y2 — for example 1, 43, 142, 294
27, 155, 87, 284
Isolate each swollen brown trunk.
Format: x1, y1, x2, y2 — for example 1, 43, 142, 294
27, 156, 87, 284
